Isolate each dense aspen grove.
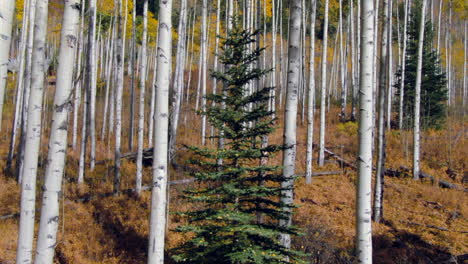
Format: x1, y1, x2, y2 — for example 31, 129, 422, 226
0, 0, 466, 263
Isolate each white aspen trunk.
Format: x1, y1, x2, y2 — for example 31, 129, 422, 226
88, 0, 97, 170
129, 0, 136, 151
148, 32, 159, 147
169, 0, 187, 162
399, 0, 409, 130
374, 0, 389, 223
386, 0, 393, 129
7, 0, 29, 171
72, 0, 85, 149
78, 77, 88, 184
318, 0, 329, 167
372, 0, 380, 148
101, 18, 116, 139
34, 0, 79, 261
436, 0, 442, 55
17, 0, 37, 183
305, 0, 317, 184
114, 0, 126, 194
356, 0, 374, 262
350, 1, 357, 120
280, 0, 301, 249
0, 0, 15, 131
200, 0, 208, 146
209, 0, 221, 141
136, 0, 148, 195
339, 0, 346, 121
413, 0, 427, 180
7, 0, 31, 174
16, 0, 48, 261
148, 0, 172, 261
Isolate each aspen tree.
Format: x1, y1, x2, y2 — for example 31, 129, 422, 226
305, 0, 317, 184
386, 0, 393, 129
169, 0, 188, 162
280, 0, 302, 249
16, 0, 37, 183
87, 0, 97, 170
72, 0, 85, 149
114, 0, 126, 194
136, 0, 148, 195
34, 0, 79, 261
129, 0, 136, 150
339, 0, 346, 121
374, 0, 390, 223
399, 0, 410, 129
356, 0, 374, 262
0, 0, 15, 130
413, 0, 427, 180
200, 0, 208, 145
318, 0, 329, 166
16, 0, 48, 262
7, 0, 29, 172
148, 0, 172, 261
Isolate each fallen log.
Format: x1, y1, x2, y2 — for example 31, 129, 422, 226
401, 220, 468, 234
397, 166, 467, 192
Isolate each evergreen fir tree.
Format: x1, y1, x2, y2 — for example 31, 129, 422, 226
394, 0, 447, 129
172, 22, 304, 264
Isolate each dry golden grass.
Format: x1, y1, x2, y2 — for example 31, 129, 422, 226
0, 76, 466, 263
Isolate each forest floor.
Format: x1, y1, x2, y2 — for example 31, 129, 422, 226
0, 96, 467, 263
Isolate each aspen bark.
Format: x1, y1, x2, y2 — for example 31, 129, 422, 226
72, 0, 85, 149
6, 0, 29, 172
200, 0, 208, 146
318, 0, 329, 167
16, 0, 48, 262
0, 0, 15, 130
169, 0, 187, 162
114, 0, 126, 194
87, 0, 97, 170
129, 0, 136, 150
356, 0, 374, 262
305, 0, 317, 184
374, 0, 389, 223
413, 0, 427, 180
148, 0, 172, 261
399, 0, 409, 130
136, 0, 148, 195
34, 0, 79, 261
280, 0, 301, 249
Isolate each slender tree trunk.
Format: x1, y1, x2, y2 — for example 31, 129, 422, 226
101, 18, 116, 139
148, 0, 172, 261
148, 33, 158, 147
386, 0, 393, 129
16, 0, 48, 261
436, 0, 442, 56
356, 0, 374, 262
129, 0, 136, 151
16, 0, 37, 183
34, 1, 79, 261
0, 0, 15, 131
88, 0, 97, 170
72, 0, 85, 149
305, 0, 317, 184
318, 0, 329, 166
350, 1, 357, 120
339, 0, 346, 121
136, 0, 148, 195
399, 0, 409, 129
114, 0, 126, 195
413, 0, 427, 180
374, 0, 389, 223
280, 0, 301, 249
200, 0, 208, 145
169, 0, 187, 162
7, 0, 29, 172
78, 77, 88, 184
463, 21, 467, 109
